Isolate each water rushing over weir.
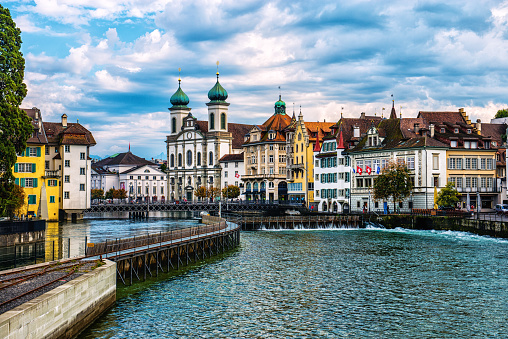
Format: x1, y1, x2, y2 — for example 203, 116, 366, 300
79, 225, 508, 338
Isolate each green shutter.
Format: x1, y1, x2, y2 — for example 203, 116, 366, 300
15, 178, 19, 186
26, 147, 30, 156
14, 163, 18, 173
32, 163, 36, 173
33, 178, 38, 188
50, 196, 55, 203
20, 178, 25, 187
37, 147, 41, 157
21, 150, 25, 157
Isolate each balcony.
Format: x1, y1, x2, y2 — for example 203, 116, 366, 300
456, 187, 498, 193
43, 170, 60, 178
241, 173, 285, 180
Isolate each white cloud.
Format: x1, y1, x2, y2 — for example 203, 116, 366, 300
94, 70, 133, 92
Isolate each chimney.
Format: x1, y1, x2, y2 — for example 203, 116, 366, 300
476, 119, 482, 135
414, 123, 420, 135
360, 112, 366, 119
61, 114, 68, 128
430, 124, 435, 138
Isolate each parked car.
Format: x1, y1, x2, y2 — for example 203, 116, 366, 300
495, 204, 508, 214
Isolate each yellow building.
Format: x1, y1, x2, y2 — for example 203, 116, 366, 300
286, 111, 333, 208
13, 108, 60, 221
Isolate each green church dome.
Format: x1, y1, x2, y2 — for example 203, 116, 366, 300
208, 73, 228, 103
274, 95, 286, 115
170, 79, 189, 107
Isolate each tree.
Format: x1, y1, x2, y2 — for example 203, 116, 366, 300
91, 188, 104, 202
436, 182, 460, 208
3, 184, 25, 218
114, 188, 127, 200
105, 188, 114, 200
222, 185, 240, 199
495, 109, 508, 119
0, 5, 32, 218
194, 186, 208, 201
208, 186, 221, 200
160, 163, 167, 172
373, 161, 414, 212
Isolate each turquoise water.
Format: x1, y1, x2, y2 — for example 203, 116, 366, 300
80, 228, 508, 338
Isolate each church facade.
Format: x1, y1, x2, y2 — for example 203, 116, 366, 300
165, 72, 251, 201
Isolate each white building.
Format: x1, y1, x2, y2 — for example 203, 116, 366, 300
165, 72, 251, 202
219, 153, 245, 193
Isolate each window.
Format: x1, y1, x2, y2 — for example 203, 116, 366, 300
80, 152, 86, 160
471, 177, 477, 188
471, 141, 477, 149
50, 196, 55, 203
80, 168, 85, 175
210, 113, 215, 129
433, 155, 439, 170
221, 113, 226, 130
448, 158, 456, 170
481, 177, 486, 188
14, 163, 35, 173
64, 175, 70, 183
451, 140, 457, 147
485, 141, 490, 149
209, 152, 214, 166
29, 147, 39, 157
456, 158, 462, 169
454, 128, 459, 134
235, 162, 238, 168
178, 153, 182, 167
481, 158, 486, 170
172, 117, 176, 133
45, 147, 49, 155
197, 152, 201, 166
356, 178, 363, 187
433, 177, 439, 187
225, 171, 228, 178
80, 184, 85, 191
65, 160, 70, 167
187, 150, 192, 166
28, 195, 37, 205
471, 158, 478, 170
224, 162, 228, 168
48, 179, 57, 187
487, 177, 493, 188
153, 187, 157, 194
45, 161, 49, 170
269, 155, 274, 163
55, 147, 59, 153
64, 191, 70, 199
170, 154, 175, 167
65, 145, 70, 153
464, 141, 470, 149
456, 177, 462, 188
153, 176, 156, 180
161, 186, 164, 194
138, 176, 141, 180
487, 158, 493, 170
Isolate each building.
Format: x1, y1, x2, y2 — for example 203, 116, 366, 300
165, 72, 251, 201
285, 110, 333, 208
242, 96, 293, 202
219, 153, 245, 192
92, 152, 166, 202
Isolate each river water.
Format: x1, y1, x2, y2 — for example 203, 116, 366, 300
79, 226, 508, 338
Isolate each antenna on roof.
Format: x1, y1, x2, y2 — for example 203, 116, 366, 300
382, 107, 385, 118
341, 107, 344, 119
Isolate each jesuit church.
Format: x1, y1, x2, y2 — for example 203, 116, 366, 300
165, 71, 251, 201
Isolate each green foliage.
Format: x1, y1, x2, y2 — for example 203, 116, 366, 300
91, 188, 104, 200
105, 188, 114, 199
209, 186, 221, 199
194, 186, 208, 199
0, 6, 31, 218
436, 182, 460, 208
222, 185, 240, 199
3, 184, 25, 218
373, 161, 414, 211
495, 109, 508, 119
104, 188, 127, 200
160, 163, 167, 172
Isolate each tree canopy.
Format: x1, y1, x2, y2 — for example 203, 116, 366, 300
91, 188, 104, 201
222, 185, 240, 199
373, 161, 414, 211
0, 5, 32, 218
436, 182, 460, 208
495, 109, 508, 119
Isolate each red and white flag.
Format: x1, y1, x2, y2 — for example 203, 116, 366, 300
366, 165, 372, 175
235, 173, 240, 178
357, 166, 362, 175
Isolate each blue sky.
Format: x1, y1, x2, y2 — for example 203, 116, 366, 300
6, 0, 508, 159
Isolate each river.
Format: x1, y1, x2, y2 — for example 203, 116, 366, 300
78, 226, 508, 338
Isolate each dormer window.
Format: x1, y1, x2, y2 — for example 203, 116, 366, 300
440, 128, 445, 133
471, 141, 477, 149
451, 140, 457, 148
467, 129, 471, 134
454, 128, 459, 134
485, 141, 490, 149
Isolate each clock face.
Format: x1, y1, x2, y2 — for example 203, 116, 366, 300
187, 132, 192, 139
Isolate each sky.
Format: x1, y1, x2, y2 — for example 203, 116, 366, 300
6, 0, 508, 159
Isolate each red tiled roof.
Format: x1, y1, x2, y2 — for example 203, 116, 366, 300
219, 153, 244, 162
22, 108, 48, 145
44, 121, 96, 145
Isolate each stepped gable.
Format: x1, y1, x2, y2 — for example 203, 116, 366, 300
94, 152, 155, 167
44, 121, 96, 145
219, 153, 244, 162
22, 108, 48, 145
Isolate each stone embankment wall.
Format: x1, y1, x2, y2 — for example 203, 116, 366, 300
0, 220, 45, 247
377, 215, 508, 238
0, 259, 116, 339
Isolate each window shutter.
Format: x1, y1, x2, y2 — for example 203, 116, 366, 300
26, 147, 30, 156
14, 163, 18, 173
37, 147, 41, 157
32, 163, 36, 173
21, 150, 25, 157
33, 178, 38, 188
15, 178, 19, 185
20, 178, 25, 187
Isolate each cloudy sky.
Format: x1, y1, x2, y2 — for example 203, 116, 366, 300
6, 0, 508, 159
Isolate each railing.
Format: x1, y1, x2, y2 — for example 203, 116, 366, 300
43, 170, 60, 178
85, 222, 229, 257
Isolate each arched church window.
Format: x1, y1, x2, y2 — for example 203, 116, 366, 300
210, 113, 215, 130
170, 154, 175, 167
178, 153, 182, 167
172, 117, 176, 133
221, 113, 226, 130
209, 151, 213, 166
197, 152, 201, 166
187, 150, 192, 166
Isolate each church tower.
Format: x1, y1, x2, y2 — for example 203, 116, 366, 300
169, 75, 190, 135
207, 68, 229, 132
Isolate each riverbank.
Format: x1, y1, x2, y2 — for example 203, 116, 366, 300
376, 215, 508, 238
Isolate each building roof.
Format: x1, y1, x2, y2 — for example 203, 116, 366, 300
219, 153, 244, 162
22, 108, 48, 145
91, 165, 117, 175
476, 122, 506, 145
44, 121, 96, 146
94, 152, 155, 167
120, 164, 165, 175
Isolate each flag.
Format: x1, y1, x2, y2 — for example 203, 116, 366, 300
352, 167, 356, 173
376, 166, 380, 174
366, 166, 371, 175
235, 173, 240, 178
357, 166, 362, 175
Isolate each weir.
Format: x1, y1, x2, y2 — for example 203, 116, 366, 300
237, 215, 363, 230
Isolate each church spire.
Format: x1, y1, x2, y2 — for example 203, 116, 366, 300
389, 94, 397, 119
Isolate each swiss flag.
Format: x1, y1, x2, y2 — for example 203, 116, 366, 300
235, 173, 240, 178
357, 166, 362, 175
366, 165, 372, 175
